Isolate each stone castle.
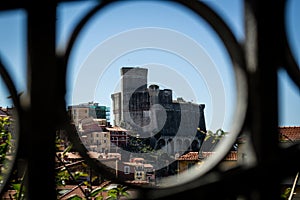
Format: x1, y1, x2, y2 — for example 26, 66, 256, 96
111, 67, 206, 154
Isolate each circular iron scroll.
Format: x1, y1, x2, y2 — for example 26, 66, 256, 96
283, 6, 300, 89
0, 59, 20, 195
61, 0, 248, 198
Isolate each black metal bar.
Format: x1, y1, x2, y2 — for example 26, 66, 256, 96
245, 0, 284, 199
0, 0, 77, 11
26, 1, 57, 199
0, 0, 26, 11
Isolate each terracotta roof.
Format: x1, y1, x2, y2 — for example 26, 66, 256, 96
130, 157, 144, 162
58, 185, 108, 200
178, 151, 238, 161
177, 152, 199, 161
144, 164, 153, 168
69, 153, 82, 159
88, 152, 121, 159
106, 126, 128, 132
225, 151, 238, 161
279, 126, 300, 141
122, 162, 139, 166
200, 151, 237, 161
56, 152, 83, 160
82, 124, 102, 132
126, 180, 149, 184
0, 109, 8, 117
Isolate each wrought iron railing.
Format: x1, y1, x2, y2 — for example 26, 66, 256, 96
0, 0, 299, 199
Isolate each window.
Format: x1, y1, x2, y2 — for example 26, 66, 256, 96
124, 166, 130, 174
136, 166, 144, 171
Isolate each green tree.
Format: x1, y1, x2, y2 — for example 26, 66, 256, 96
0, 117, 11, 158
0, 116, 12, 175
204, 128, 226, 143
106, 185, 129, 200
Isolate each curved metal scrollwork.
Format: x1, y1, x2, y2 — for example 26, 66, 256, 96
282, 1, 300, 88
60, 0, 248, 199
0, 59, 20, 194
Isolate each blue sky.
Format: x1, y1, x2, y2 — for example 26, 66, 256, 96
0, 0, 299, 132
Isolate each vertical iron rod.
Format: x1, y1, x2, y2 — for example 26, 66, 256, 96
245, 0, 284, 199
27, 1, 57, 199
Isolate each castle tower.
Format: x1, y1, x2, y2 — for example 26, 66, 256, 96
121, 67, 148, 94
121, 67, 148, 128
148, 84, 159, 105
111, 66, 207, 154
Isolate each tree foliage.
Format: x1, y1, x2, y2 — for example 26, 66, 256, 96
106, 185, 129, 200
0, 116, 12, 180
204, 128, 226, 143
0, 117, 11, 165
